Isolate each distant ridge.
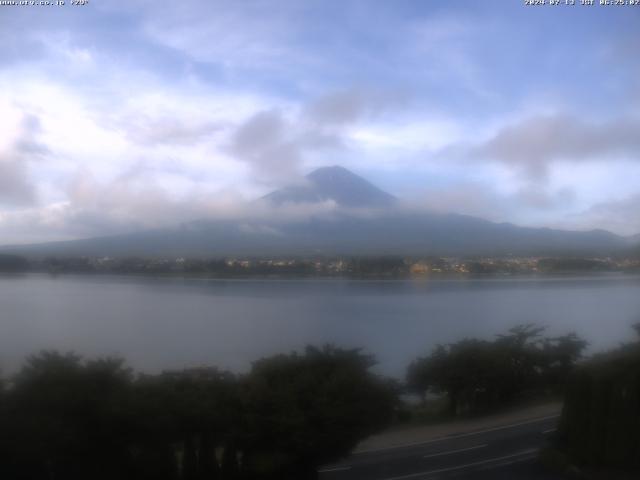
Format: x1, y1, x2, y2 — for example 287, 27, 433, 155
262, 165, 396, 208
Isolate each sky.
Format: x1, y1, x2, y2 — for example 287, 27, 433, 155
0, 0, 639, 244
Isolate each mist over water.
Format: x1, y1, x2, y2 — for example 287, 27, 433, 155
1, 273, 639, 378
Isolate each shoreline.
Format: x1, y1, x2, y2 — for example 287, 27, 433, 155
3, 269, 640, 283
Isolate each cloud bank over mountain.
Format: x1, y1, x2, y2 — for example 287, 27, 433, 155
2, 166, 632, 258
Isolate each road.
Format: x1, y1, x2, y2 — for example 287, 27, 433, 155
318, 415, 564, 480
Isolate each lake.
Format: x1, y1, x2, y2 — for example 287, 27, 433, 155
1, 273, 639, 377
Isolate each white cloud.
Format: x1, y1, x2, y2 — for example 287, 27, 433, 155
348, 118, 462, 153
139, 0, 296, 70
0, 101, 48, 207
564, 194, 640, 237
474, 113, 640, 179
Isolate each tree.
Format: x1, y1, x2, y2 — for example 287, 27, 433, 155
408, 339, 509, 415
540, 333, 588, 390
241, 345, 396, 479
0, 347, 395, 480
130, 367, 239, 480
408, 325, 586, 416
2, 352, 134, 480
559, 326, 640, 473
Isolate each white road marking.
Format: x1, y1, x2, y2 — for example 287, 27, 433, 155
382, 448, 538, 480
354, 414, 560, 455
317, 465, 352, 473
423, 443, 487, 459
542, 428, 557, 434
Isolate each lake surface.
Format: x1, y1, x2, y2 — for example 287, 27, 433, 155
1, 273, 639, 377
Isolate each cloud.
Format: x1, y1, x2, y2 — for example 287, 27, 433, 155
229, 110, 304, 182
2, 1, 640, 243
0, 111, 48, 206
138, 0, 295, 70
304, 89, 407, 126
0, 162, 35, 207
124, 116, 226, 146
30, 170, 251, 240
514, 186, 575, 210
474, 113, 640, 179
405, 184, 510, 222
348, 118, 463, 156
228, 89, 408, 183
566, 194, 640, 237
0, 169, 345, 245
402, 181, 579, 230
407, 15, 489, 98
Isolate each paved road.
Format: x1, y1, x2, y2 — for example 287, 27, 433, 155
318, 415, 564, 480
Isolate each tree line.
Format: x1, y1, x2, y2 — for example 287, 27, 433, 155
0, 325, 592, 479
0, 346, 395, 480
407, 324, 587, 416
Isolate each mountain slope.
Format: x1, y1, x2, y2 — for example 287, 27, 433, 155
262, 165, 396, 208
0, 166, 630, 258
2, 211, 627, 258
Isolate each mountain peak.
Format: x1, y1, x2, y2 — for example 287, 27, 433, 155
307, 165, 352, 177
263, 166, 396, 208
